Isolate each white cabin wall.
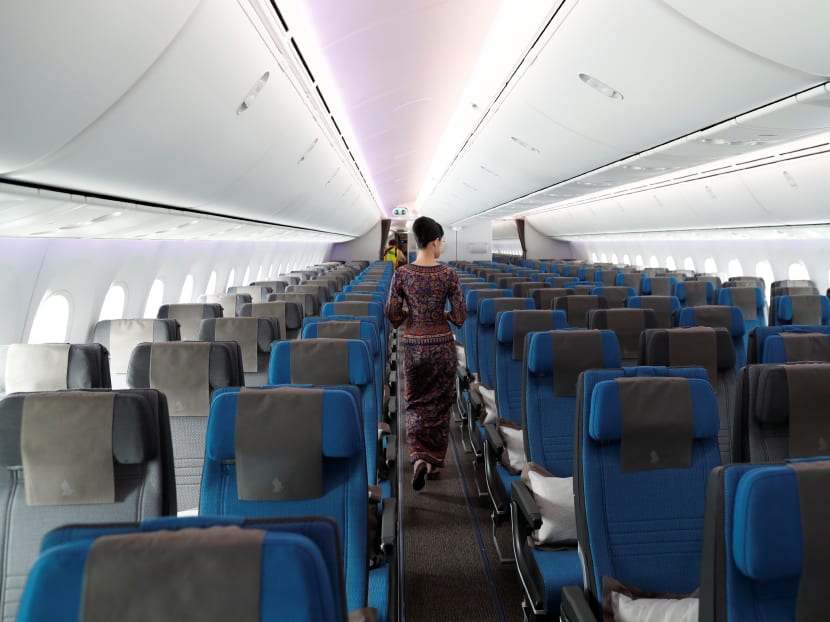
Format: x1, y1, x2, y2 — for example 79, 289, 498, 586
442, 220, 492, 263
523, 220, 573, 260
329, 220, 382, 263
570, 238, 830, 296
0, 237, 330, 345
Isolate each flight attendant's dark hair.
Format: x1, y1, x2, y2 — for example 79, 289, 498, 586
412, 216, 444, 249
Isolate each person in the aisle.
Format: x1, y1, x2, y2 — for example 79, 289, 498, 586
383, 237, 407, 270
385, 216, 467, 490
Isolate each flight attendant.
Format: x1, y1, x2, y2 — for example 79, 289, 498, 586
385, 216, 467, 490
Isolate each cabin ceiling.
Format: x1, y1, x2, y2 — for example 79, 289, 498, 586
1, 0, 829, 242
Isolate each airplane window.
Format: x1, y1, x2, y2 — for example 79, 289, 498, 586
727, 259, 743, 278
256, 265, 265, 281
788, 262, 810, 281
98, 283, 126, 322
179, 275, 194, 303
704, 257, 718, 274
269, 264, 275, 278
611, 253, 618, 264
622, 254, 630, 265
242, 267, 251, 286
684, 257, 695, 272
600, 253, 608, 262
591, 252, 598, 262
226, 269, 235, 292
649, 256, 659, 268
143, 280, 164, 319
665, 256, 677, 271
206, 271, 217, 295
635, 255, 644, 268
29, 292, 70, 343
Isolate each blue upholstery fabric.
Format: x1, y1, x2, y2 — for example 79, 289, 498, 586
495, 310, 568, 425
322, 301, 386, 354
717, 287, 766, 343
678, 305, 747, 370
20, 517, 346, 622
477, 297, 535, 389
761, 332, 830, 363
267, 339, 378, 485
530, 548, 583, 615
706, 461, 830, 621
579, 376, 721, 601
749, 325, 830, 364
200, 387, 369, 612
774, 295, 830, 325
524, 330, 621, 476
463, 289, 511, 375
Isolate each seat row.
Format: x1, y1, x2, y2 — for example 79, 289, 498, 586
0, 260, 403, 620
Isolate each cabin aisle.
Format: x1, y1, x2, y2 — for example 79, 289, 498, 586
399, 384, 523, 621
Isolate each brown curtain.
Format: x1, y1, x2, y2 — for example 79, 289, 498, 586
379, 219, 391, 260
516, 219, 527, 260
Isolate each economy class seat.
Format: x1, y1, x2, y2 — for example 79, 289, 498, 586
200, 386, 396, 622
127, 341, 243, 513
91, 319, 179, 388
733, 361, 830, 463
561, 375, 721, 622
0, 343, 111, 399
198, 316, 278, 386
157, 303, 223, 341
699, 458, 830, 622
240, 300, 303, 340
0, 388, 175, 622
20, 516, 352, 622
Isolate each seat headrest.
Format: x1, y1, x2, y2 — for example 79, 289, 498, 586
206, 387, 363, 461
588, 377, 719, 442
678, 305, 746, 337
731, 463, 814, 581
478, 297, 533, 326
466, 289, 510, 312
269, 339, 373, 385
641, 327, 736, 372
526, 329, 621, 376
301, 320, 377, 354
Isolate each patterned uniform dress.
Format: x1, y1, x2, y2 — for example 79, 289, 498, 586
386, 263, 467, 467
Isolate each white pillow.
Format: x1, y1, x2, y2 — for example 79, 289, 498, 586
527, 470, 576, 546
483, 405, 499, 425
611, 591, 698, 622
498, 424, 526, 472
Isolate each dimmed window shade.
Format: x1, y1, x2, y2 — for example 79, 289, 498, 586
516, 219, 527, 260
380, 219, 391, 260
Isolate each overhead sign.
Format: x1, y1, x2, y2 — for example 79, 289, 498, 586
392, 207, 407, 216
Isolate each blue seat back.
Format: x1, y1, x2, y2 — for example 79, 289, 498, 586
21, 517, 347, 622
268, 339, 377, 484
701, 460, 830, 622
641, 275, 678, 296
477, 297, 535, 388
523, 330, 621, 475
761, 332, 830, 363
627, 295, 681, 328
577, 375, 720, 603
774, 295, 830, 326
463, 289, 511, 375
200, 387, 368, 611
494, 310, 567, 425
749, 325, 830, 364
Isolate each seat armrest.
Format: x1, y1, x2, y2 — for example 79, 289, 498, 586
560, 586, 599, 622
511, 480, 542, 530
385, 434, 397, 467
483, 422, 504, 457
380, 500, 397, 554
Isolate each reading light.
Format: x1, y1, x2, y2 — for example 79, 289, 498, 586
578, 73, 623, 100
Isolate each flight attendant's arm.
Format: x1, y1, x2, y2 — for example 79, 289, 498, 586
386, 270, 408, 328
445, 269, 467, 327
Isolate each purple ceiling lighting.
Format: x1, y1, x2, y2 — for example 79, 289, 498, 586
300, 0, 502, 216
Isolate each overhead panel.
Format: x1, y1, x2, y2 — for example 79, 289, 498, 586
0, 1, 200, 173
662, 0, 830, 77
422, 0, 822, 226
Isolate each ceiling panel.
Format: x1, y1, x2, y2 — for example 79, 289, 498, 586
0, 0, 200, 173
